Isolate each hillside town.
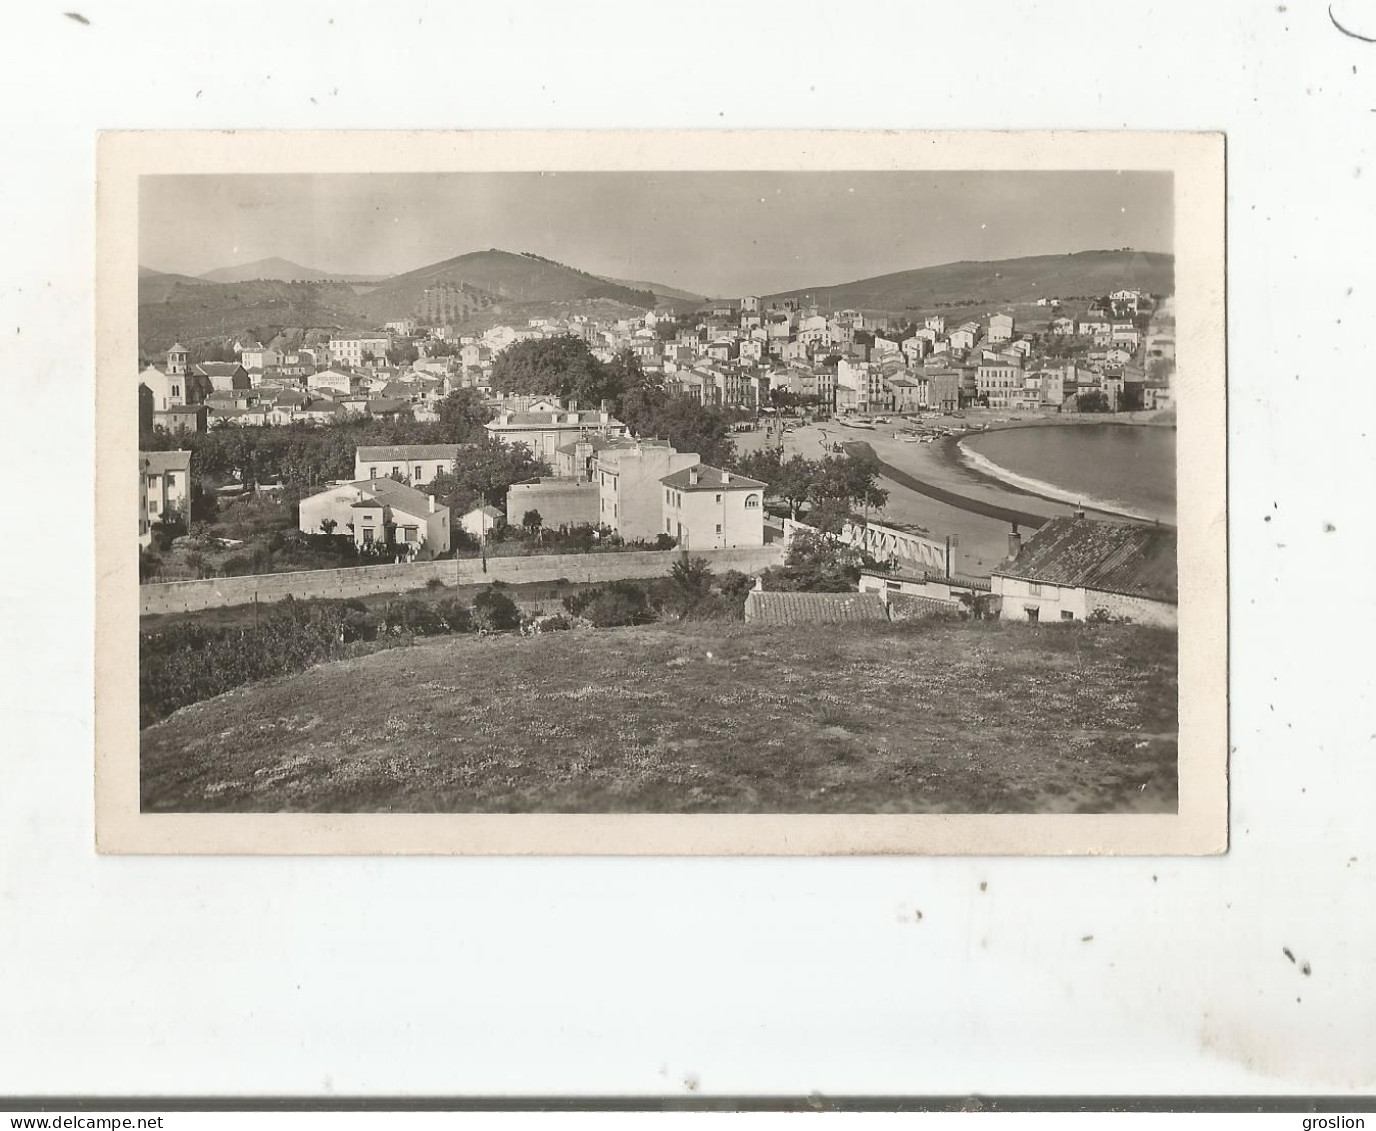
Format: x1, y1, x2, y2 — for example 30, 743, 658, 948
138, 282, 1177, 629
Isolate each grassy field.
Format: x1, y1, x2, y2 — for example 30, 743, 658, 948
141, 618, 1178, 815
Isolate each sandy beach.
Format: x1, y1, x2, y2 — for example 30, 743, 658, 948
735, 409, 1173, 577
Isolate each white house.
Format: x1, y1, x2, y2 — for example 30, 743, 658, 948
659, 464, 766, 550
298, 477, 450, 554
991, 516, 1177, 626
988, 313, 1014, 343
459, 504, 504, 540
354, 444, 461, 487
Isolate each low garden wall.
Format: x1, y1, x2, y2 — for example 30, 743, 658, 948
141, 545, 784, 615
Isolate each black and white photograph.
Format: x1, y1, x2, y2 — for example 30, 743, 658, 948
97, 130, 1227, 853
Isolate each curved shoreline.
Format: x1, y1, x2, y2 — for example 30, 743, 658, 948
955, 436, 1166, 525
842, 440, 1056, 529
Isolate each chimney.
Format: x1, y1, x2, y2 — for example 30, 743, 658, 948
1007, 524, 1022, 560
428, 495, 437, 513
689, 467, 700, 486
752, 576, 763, 592
1074, 503, 1086, 519
721, 470, 730, 485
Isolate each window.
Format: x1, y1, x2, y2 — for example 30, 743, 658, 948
402, 525, 418, 542
665, 489, 671, 505
392, 466, 400, 477
745, 494, 760, 509
147, 475, 157, 487
362, 528, 375, 544
666, 519, 672, 533
171, 384, 180, 397
1029, 582, 1044, 596
715, 524, 722, 534
369, 467, 378, 480
715, 494, 722, 503
415, 466, 422, 480
1061, 610, 1075, 621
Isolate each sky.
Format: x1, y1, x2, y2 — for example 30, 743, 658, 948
140, 171, 1173, 297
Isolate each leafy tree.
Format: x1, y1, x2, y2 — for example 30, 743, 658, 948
763, 528, 870, 592
490, 335, 619, 406
386, 341, 420, 366
427, 436, 550, 515
437, 388, 492, 442
522, 509, 543, 536
670, 555, 715, 600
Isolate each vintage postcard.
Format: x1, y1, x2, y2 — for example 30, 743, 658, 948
95, 130, 1227, 854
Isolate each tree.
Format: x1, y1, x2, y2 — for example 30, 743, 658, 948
522, 509, 543, 536
776, 455, 819, 520
428, 436, 551, 517
764, 528, 870, 592
319, 518, 337, 535
386, 341, 419, 366
670, 555, 715, 602
490, 335, 619, 406
436, 388, 491, 442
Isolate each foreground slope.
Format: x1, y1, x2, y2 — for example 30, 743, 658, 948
141, 620, 1178, 815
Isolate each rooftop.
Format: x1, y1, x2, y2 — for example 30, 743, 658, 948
994, 516, 1177, 604
659, 464, 766, 492
743, 591, 889, 627
140, 449, 191, 475
357, 444, 460, 462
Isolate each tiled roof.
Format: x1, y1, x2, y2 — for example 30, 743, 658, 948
357, 444, 459, 462
744, 591, 889, 626
659, 464, 766, 492
140, 449, 191, 475
342, 477, 436, 516
994, 516, 1177, 603
192, 362, 246, 377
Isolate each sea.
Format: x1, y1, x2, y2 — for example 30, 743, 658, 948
958, 424, 1176, 524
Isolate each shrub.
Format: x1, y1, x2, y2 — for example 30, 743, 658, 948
433, 598, 474, 634
426, 577, 446, 590
718, 570, 754, 604
580, 581, 658, 628
219, 554, 252, 576
472, 586, 521, 632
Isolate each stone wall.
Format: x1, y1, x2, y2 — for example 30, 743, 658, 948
141, 545, 784, 616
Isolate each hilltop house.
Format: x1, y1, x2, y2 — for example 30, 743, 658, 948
298, 477, 450, 555
991, 516, 1177, 626
659, 464, 766, 550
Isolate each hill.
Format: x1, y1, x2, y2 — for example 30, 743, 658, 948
137, 276, 366, 356
137, 266, 212, 304
599, 276, 708, 304
139, 618, 1178, 814
198, 257, 391, 284
356, 249, 659, 322
764, 249, 1174, 314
